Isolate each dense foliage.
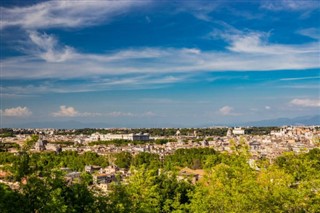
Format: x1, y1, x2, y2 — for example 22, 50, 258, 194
0, 147, 319, 212
0, 142, 20, 152
0, 129, 14, 138
164, 148, 218, 170
245, 127, 280, 135
0, 151, 109, 179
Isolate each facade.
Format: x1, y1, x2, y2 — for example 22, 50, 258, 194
226, 128, 232, 137
90, 133, 150, 141
233, 127, 245, 135
249, 141, 261, 150
34, 138, 47, 151
85, 165, 101, 173
93, 174, 116, 184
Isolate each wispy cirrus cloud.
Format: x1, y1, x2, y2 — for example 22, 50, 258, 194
26, 31, 75, 62
280, 76, 320, 81
51, 105, 156, 118
1, 1, 319, 96
0, 0, 151, 30
0, 106, 32, 117
261, 0, 320, 11
0, 73, 188, 95
2, 35, 319, 81
175, 1, 220, 22
106, 111, 156, 117
219, 31, 318, 55
297, 28, 320, 40
290, 98, 320, 107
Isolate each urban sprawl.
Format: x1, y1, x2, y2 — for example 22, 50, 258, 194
1, 126, 319, 193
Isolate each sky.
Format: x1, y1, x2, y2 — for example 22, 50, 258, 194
0, 0, 319, 128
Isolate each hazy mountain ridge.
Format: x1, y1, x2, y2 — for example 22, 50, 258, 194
236, 115, 320, 127
3, 115, 319, 129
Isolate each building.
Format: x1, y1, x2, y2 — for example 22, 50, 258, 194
90, 133, 150, 141
226, 128, 233, 137
34, 138, 47, 151
249, 141, 261, 150
85, 165, 101, 173
93, 173, 116, 184
177, 168, 204, 184
233, 127, 245, 135
65, 171, 81, 179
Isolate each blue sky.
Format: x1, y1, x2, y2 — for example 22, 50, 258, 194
0, 0, 319, 127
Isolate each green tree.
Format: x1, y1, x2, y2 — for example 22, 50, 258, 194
11, 152, 31, 181
22, 134, 39, 151
132, 152, 160, 170
114, 152, 132, 169
157, 173, 193, 213
126, 166, 161, 212
189, 162, 261, 213
0, 183, 25, 213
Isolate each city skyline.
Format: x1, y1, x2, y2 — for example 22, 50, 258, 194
1, 0, 319, 128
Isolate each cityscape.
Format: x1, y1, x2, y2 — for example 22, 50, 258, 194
1, 126, 320, 212
1, 0, 320, 212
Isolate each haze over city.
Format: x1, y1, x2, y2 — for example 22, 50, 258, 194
1, 0, 319, 128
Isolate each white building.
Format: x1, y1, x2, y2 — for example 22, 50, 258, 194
232, 127, 245, 135
89, 133, 150, 142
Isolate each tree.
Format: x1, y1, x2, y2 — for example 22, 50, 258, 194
132, 152, 160, 170
0, 183, 25, 213
114, 152, 132, 169
189, 163, 261, 213
126, 166, 161, 212
22, 134, 39, 151
157, 173, 193, 212
11, 152, 31, 181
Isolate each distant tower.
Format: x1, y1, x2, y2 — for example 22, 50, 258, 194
201, 140, 209, 147
227, 128, 232, 137
34, 137, 46, 151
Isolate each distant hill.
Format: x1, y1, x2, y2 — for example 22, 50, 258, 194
237, 115, 320, 127
5, 120, 185, 129
6, 120, 110, 129
4, 115, 320, 129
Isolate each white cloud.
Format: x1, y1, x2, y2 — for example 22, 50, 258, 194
261, 0, 319, 11
224, 31, 318, 55
280, 84, 320, 89
1, 27, 319, 96
0, 106, 32, 117
2, 38, 319, 81
107, 111, 135, 117
219, 105, 232, 115
51, 106, 154, 118
27, 31, 75, 62
176, 1, 220, 22
0, 0, 151, 30
0, 74, 188, 95
52, 105, 79, 117
106, 111, 157, 117
290, 99, 320, 107
297, 28, 320, 40
265, 106, 271, 110
280, 76, 320, 81
143, 111, 156, 117
219, 105, 240, 116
